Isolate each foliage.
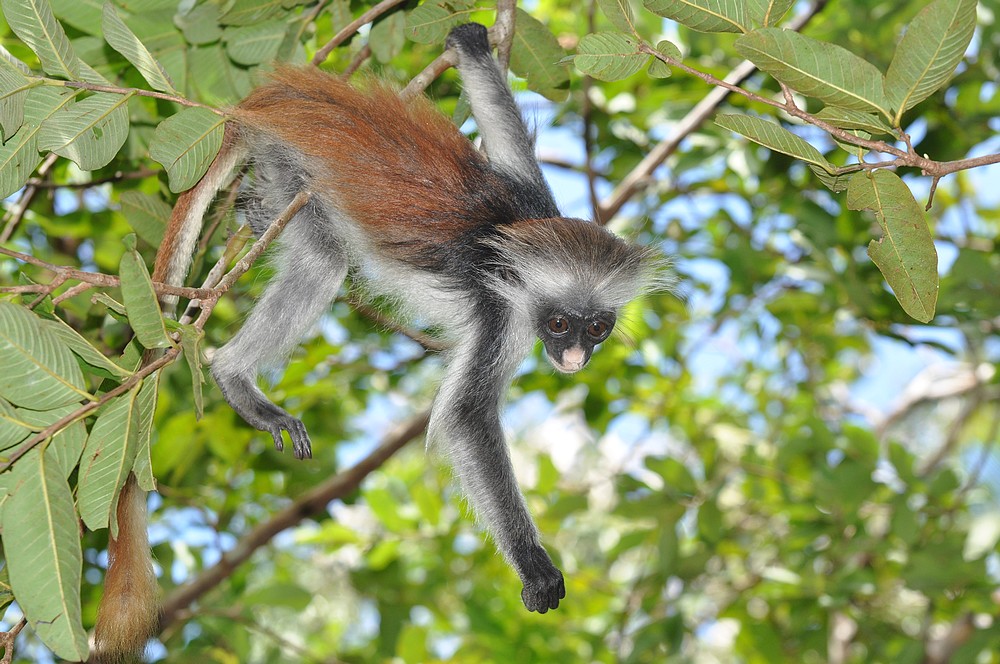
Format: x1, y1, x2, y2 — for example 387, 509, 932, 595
0, 0, 998, 662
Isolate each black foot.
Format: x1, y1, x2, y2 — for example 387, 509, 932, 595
446, 22, 489, 54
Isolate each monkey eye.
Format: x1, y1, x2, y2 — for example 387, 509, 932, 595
587, 320, 610, 341
547, 317, 569, 335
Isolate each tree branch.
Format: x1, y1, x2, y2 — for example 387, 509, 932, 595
312, 0, 409, 66
598, 0, 829, 221
158, 411, 430, 632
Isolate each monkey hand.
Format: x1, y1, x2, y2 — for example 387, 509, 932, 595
518, 545, 566, 613
445, 22, 490, 57
262, 410, 312, 460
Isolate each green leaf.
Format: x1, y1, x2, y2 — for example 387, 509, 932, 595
0, 57, 33, 141
119, 237, 172, 349
648, 40, 681, 78
131, 374, 159, 491
37, 91, 132, 170
574, 32, 645, 82
369, 11, 406, 64
598, 0, 637, 34
47, 420, 87, 478
808, 163, 853, 193
119, 190, 170, 246
219, 0, 284, 26
50, 0, 104, 35
0, 302, 92, 409
1, 0, 83, 79
0, 403, 77, 452
884, 0, 977, 123
846, 170, 938, 322
0, 399, 31, 449
101, 1, 178, 94
747, 0, 794, 27
175, 1, 223, 45
180, 325, 205, 420
0, 85, 75, 200
40, 317, 133, 380
735, 28, 892, 118
224, 19, 287, 66
643, 0, 750, 34
2, 449, 89, 660
77, 388, 142, 534
405, 2, 464, 45
716, 114, 835, 172
149, 106, 226, 193
509, 10, 570, 101
815, 106, 895, 136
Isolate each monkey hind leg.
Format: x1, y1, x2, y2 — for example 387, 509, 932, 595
212, 202, 347, 460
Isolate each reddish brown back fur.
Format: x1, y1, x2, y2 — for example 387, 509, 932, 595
235, 68, 505, 249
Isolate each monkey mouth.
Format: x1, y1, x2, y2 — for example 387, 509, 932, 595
548, 351, 586, 374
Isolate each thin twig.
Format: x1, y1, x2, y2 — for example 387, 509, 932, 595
46, 79, 217, 111
311, 0, 409, 66
400, 50, 458, 100
26, 166, 159, 189
0, 618, 27, 664
0, 246, 214, 301
341, 44, 372, 79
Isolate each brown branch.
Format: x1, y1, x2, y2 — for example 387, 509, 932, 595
158, 410, 430, 632
311, 0, 409, 66
0, 246, 215, 301
0, 618, 27, 664
400, 50, 458, 100
341, 44, 372, 79
47, 79, 216, 111
26, 166, 159, 189
494, 0, 517, 74
598, 0, 829, 221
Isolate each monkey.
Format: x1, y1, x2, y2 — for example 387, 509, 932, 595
94, 22, 665, 662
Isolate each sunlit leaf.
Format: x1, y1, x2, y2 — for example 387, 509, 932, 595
735, 28, 892, 118
716, 114, 835, 172
574, 32, 645, 82
0, 302, 92, 409
101, 1, 177, 94
884, 0, 977, 122
149, 106, 226, 192
3, 449, 89, 660
2, 0, 83, 79
509, 10, 570, 100
643, 0, 749, 33
118, 236, 172, 349
846, 170, 938, 322
38, 91, 131, 171
77, 388, 142, 534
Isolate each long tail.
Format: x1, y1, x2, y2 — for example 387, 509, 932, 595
92, 125, 243, 662
93, 475, 158, 663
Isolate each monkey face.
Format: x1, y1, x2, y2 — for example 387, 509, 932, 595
538, 310, 616, 373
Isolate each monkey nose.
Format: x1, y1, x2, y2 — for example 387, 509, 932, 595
554, 347, 586, 373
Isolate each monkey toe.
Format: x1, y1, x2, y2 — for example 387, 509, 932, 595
289, 421, 312, 460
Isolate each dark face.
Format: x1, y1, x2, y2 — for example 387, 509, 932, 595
538, 309, 616, 373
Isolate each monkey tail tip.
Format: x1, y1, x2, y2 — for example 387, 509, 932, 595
92, 475, 160, 663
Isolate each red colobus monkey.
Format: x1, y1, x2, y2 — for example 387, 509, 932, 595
97, 22, 664, 661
